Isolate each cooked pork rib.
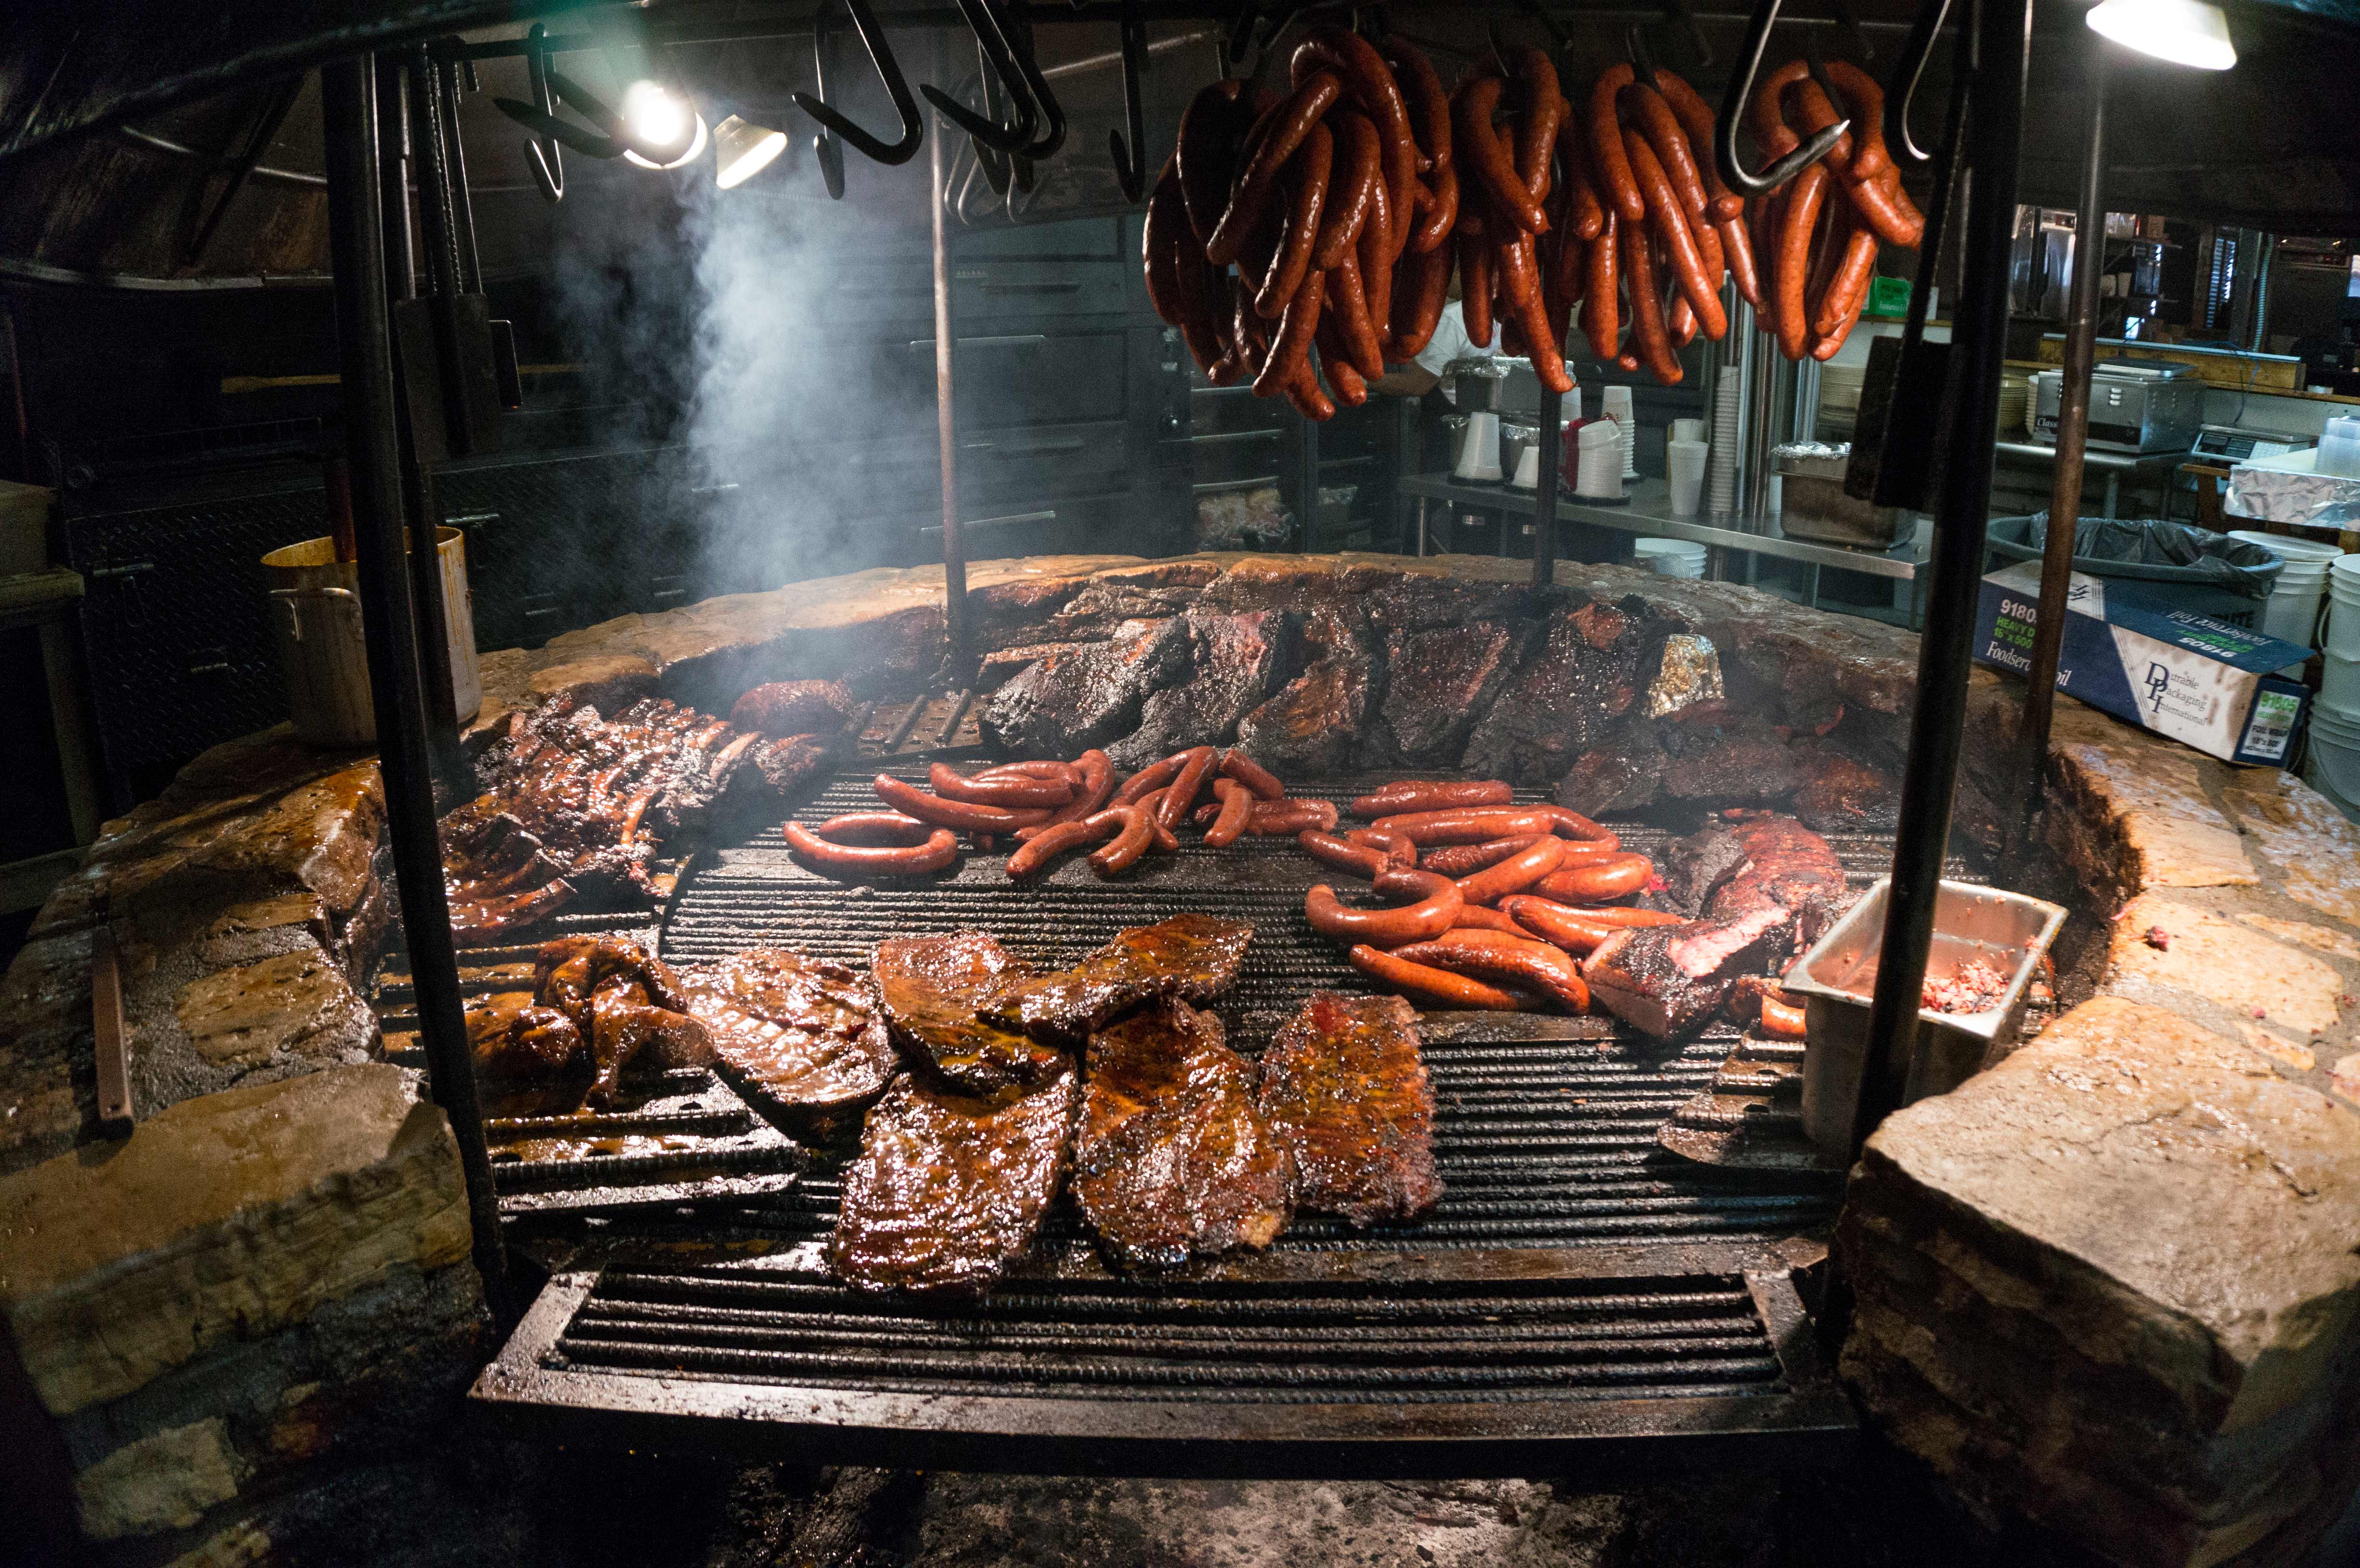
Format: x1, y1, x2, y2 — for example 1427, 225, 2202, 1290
831, 1061, 1080, 1297
1074, 999, 1292, 1270
1256, 992, 1442, 1226
982, 913, 1254, 1047
467, 991, 596, 1116
677, 949, 897, 1142
873, 931, 1068, 1094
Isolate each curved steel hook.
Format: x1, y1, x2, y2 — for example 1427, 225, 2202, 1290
520, 24, 562, 201
970, 42, 1013, 196
1108, 0, 1150, 202
807, 0, 849, 196
1714, 0, 1852, 196
922, 0, 1036, 155
1884, 0, 1954, 166
790, 0, 923, 166
1627, 21, 1661, 88
1001, 5, 1066, 160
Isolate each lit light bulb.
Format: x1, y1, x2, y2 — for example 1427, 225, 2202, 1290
2086, 0, 2237, 69
619, 80, 710, 171
713, 115, 788, 189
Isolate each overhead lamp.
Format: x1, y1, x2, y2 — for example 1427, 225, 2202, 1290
2086, 0, 2237, 69
619, 79, 709, 169
713, 114, 788, 188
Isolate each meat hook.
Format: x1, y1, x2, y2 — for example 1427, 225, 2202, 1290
1713, 0, 1852, 196
790, 0, 923, 166
922, 0, 1037, 155
1109, 0, 1151, 203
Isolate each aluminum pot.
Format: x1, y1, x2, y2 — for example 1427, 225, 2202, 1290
262, 527, 481, 747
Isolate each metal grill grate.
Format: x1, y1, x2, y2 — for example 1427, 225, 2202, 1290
475, 766, 1890, 1470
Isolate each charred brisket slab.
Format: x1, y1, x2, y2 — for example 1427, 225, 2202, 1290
1463, 600, 1658, 784
1074, 999, 1293, 1271
1372, 621, 1525, 765
1256, 992, 1442, 1226
831, 1061, 1079, 1297
983, 914, 1254, 1047
1105, 611, 1293, 769
678, 950, 897, 1143
1582, 904, 1794, 1039
873, 931, 1068, 1095
980, 617, 1191, 757
1235, 605, 1379, 775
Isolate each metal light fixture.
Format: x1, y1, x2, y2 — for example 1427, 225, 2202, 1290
2085, 0, 2237, 69
712, 113, 788, 188
619, 79, 709, 168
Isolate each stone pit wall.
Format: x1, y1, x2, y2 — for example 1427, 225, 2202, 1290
1, 550, 2356, 1568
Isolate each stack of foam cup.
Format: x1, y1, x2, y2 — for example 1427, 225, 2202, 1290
1709, 379, 1743, 514
1600, 385, 1636, 480
2230, 530, 2341, 676
1666, 438, 1709, 516
1574, 419, 1624, 500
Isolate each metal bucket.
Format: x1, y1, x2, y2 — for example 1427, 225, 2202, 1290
261, 527, 481, 748
1785, 877, 2066, 1161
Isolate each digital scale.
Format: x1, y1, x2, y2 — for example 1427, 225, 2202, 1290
2192, 424, 2318, 463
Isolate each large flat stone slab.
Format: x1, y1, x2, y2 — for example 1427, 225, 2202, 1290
0, 1064, 470, 1416
2222, 769, 2360, 930
2108, 892, 2346, 1037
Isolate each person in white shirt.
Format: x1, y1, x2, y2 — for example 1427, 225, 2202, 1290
1366, 299, 1499, 401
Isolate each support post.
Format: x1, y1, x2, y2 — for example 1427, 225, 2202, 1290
1849, 0, 2031, 1154
1531, 389, 1561, 586
399, 50, 464, 770
319, 57, 510, 1318
2016, 48, 2108, 804
929, 118, 971, 681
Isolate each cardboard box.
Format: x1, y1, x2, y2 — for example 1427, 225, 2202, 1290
1974, 559, 2310, 766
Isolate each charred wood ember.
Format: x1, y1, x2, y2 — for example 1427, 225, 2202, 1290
1074, 998, 1292, 1271
1255, 992, 1441, 1226
831, 1060, 1080, 1297
676, 949, 899, 1143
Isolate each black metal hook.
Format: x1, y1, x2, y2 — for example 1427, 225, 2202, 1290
807, 0, 848, 196
1627, 21, 1661, 89
494, 67, 653, 162
922, 0, 1036, 154
1109, 0, 1151, 202
971, 40, 1013, 196
1883, 0, 1954, 165
1002, 6, 1066, 160
790, 0, 923, 166
1714, 0, 1852, 196
514, 24, 562, 200
1828, 0, 1878, 65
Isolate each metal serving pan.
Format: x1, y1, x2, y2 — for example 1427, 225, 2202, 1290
1786, 878, 2066, 1160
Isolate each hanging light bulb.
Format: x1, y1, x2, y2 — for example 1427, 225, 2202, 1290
713, 114, 788, 188
2086, 0, 2237, 69
620, 79, 709, 169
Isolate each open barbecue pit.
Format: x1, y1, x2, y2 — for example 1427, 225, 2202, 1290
453, 758, 1979, 1475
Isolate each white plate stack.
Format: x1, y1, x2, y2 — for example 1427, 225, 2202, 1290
1634, 538, 1708, 578
1709, 377, 1743, 515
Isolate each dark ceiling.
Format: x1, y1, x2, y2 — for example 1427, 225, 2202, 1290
0, 0, 2354, 293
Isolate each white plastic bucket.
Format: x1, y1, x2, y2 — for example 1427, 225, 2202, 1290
2231, 531, 2340, 660
2304, 700, 2360, 823
2326, 651, 2360, 717
2327, 554, 2360, 662
1635, 538, 1708, 578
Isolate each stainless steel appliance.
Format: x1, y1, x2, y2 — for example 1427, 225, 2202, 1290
2030, 358, 2205, 453
2191, 423, 2318, 463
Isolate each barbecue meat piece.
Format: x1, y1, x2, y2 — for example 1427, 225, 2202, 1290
729, 679, 858, 738
1556, 738, 1665, 819
980, 617, 1192, 757
528, 937, 713, 1103
1371, 621, 1525, 765
1235, 606, 1380, 775
983, 914, 1254, 1047
1463, 600, 1659, 784
1790, 752, 1899, 833
1581, 903, 1795, 1039
467, 992, 596, 1116
1657, 719, 1808, 804
831, 1061, 1079, 1297
1706, 812, 1849, 943
1659, 823, 1754, 918
678, 950, 897, 1143
1257, 992, 1440, 1225
873, 931, 1067, 1094
1074, 999, 1292, 1270
1105, 611, 1292, 769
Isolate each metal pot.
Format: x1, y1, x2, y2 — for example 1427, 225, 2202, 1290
261, 527, 481, 747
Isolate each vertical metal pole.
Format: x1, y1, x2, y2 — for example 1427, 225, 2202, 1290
928, 118, 971, 679
398, 51, 464, 766
375, 55, 413, 296
1531, 389, 1561, 586
1297, 405, 1321, 551
433, 55, 485, 294
2016, 49, 2107, 794
320, 58, 510, 1317
1850, 0, 2031, 1154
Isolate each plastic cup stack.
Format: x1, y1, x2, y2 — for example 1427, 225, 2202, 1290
1666, 438, 1709, 516
1574, 420, 1624, 500
1454, 411, 1503, 482
1709, 379, 1743, 514
1600, 386, 1636, 480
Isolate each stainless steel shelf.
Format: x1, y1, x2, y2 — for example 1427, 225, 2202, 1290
1399, 475, 1932, 582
